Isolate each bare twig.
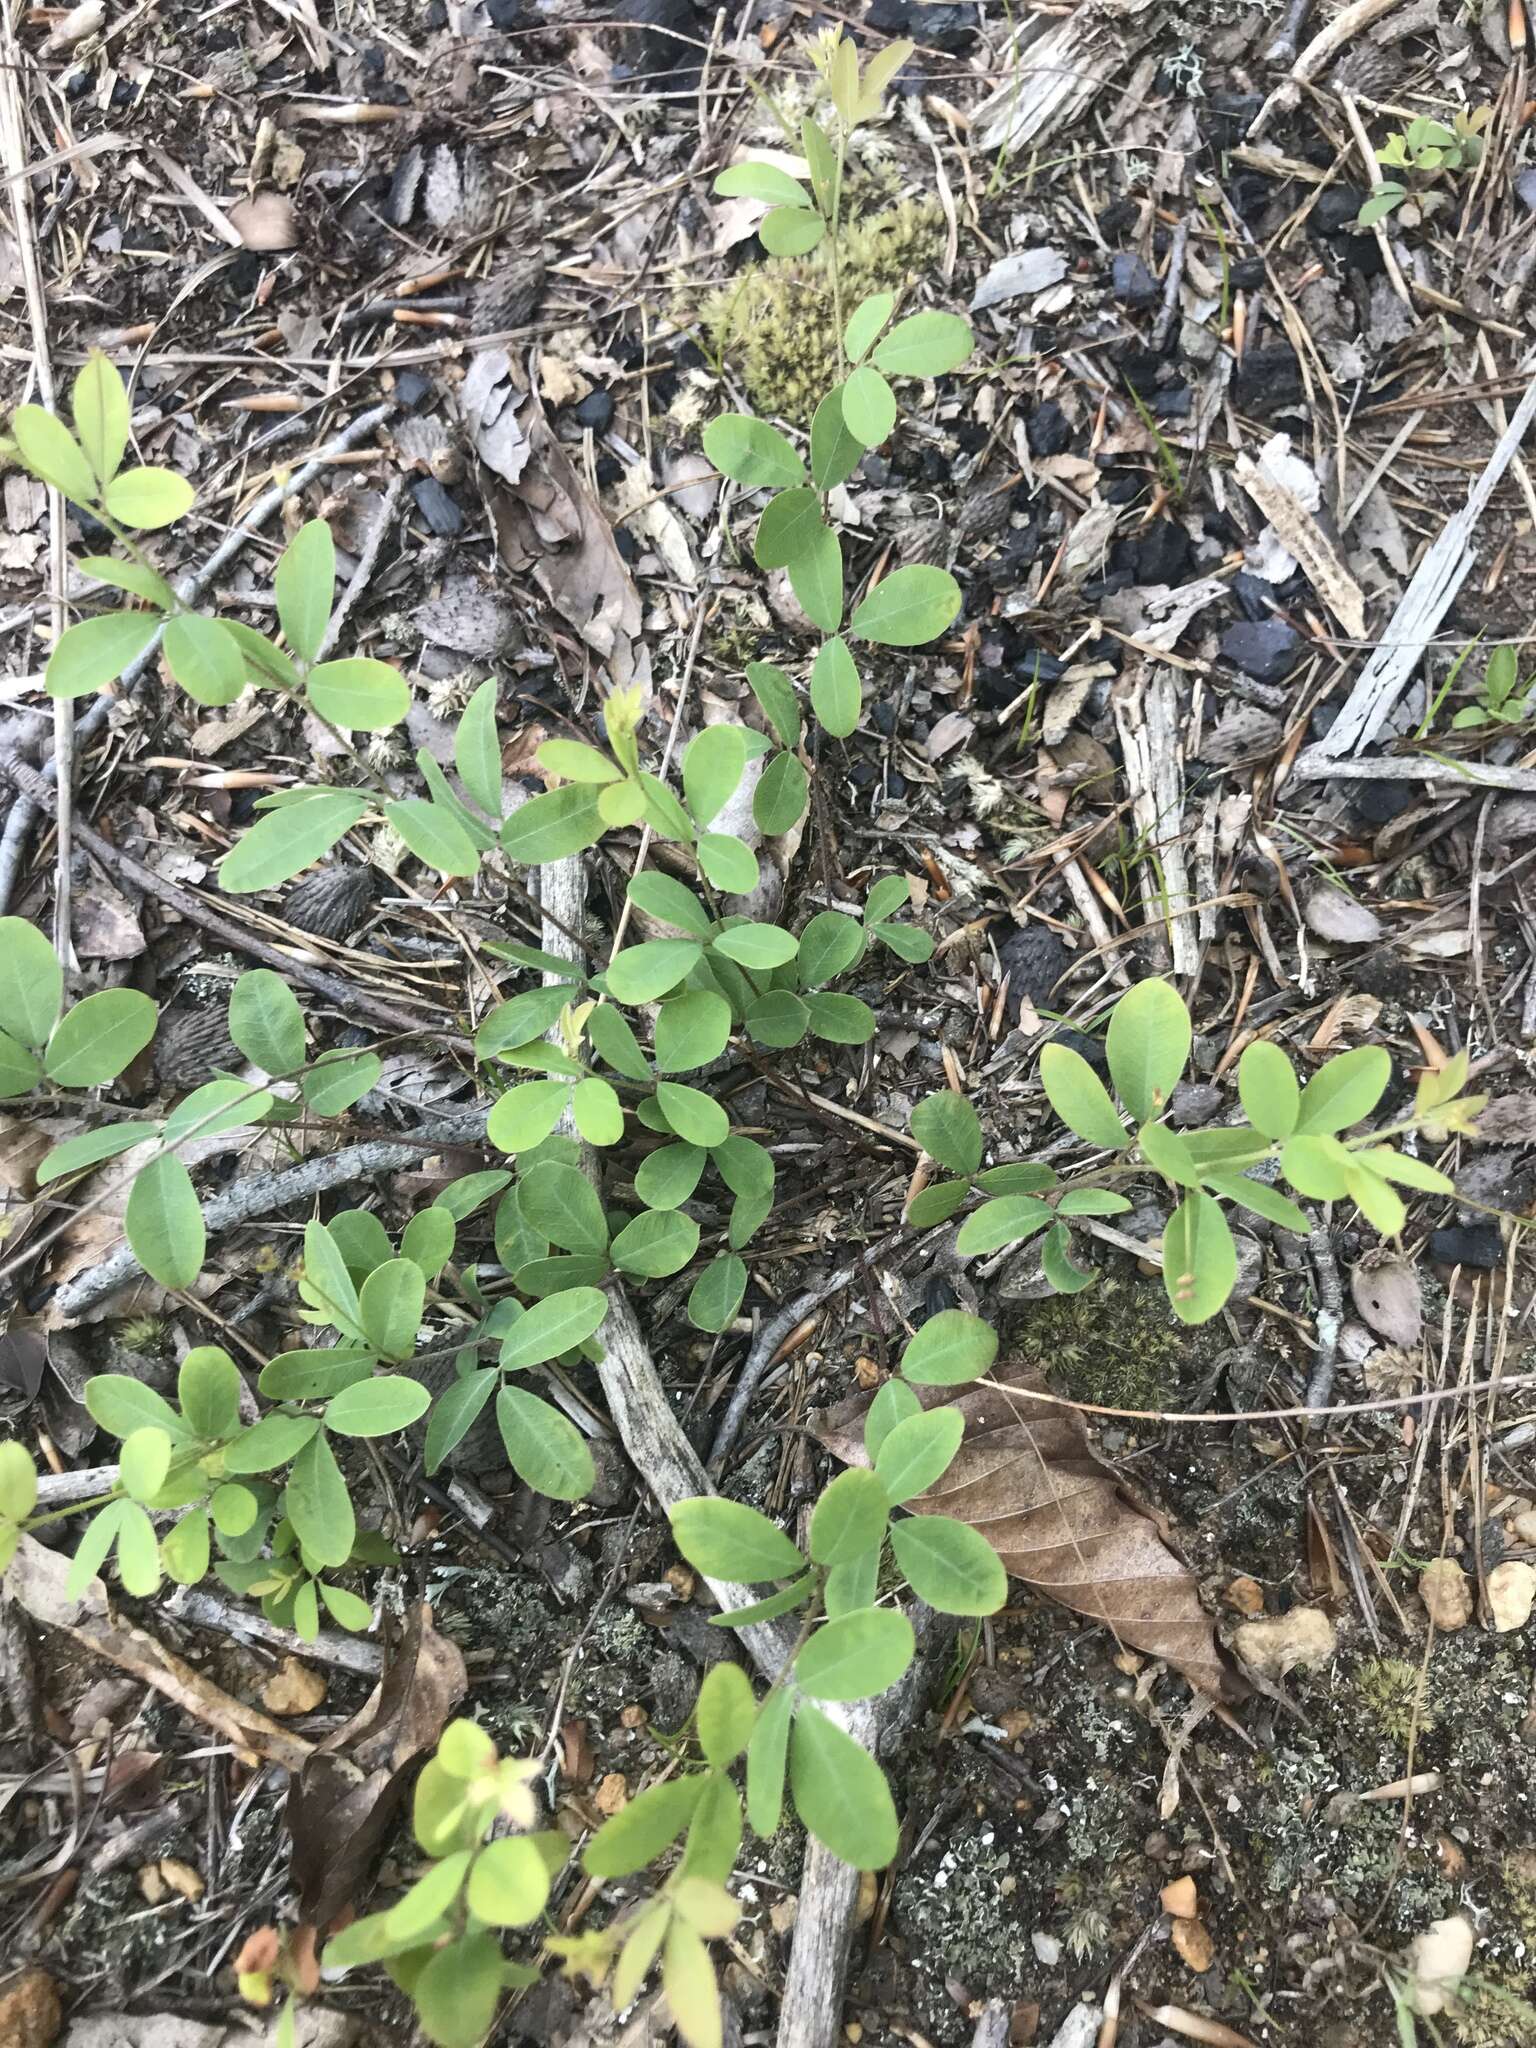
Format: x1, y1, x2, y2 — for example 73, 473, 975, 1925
53, 1114, 488, 1320
0, 14, 72, 959
1304, 1212, 1344, 1409
316, 473, 406, 663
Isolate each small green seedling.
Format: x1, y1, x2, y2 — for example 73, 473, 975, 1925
1452, 642, 1531, 730
1359, 108, 1490, 226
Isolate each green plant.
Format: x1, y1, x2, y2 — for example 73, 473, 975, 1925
0, 33, 986, 2038
898, 978, 1482, 1325
703, 30, 973, 739
1450, 642, 1532, 730
0, 38, 1487, 2048
1358, 108, 1490, 226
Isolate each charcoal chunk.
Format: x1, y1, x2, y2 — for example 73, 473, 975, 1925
1221, 617, 1301, 686
572, 387, 615, 433
284, 864, 378, 940
410, 477, 463, 536
1429, 1224, 1502, 1271
1112, 251, 1159, 307
998, 924, 1069, 1016
1026, 401, 1071, 456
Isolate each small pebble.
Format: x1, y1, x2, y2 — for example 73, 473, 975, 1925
1488, 1560, 1536, 1633
1419, 1558, 1472, 1632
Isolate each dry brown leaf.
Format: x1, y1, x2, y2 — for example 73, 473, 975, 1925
1350, 1250, 1422, 1347
5, 1536, 314, 1772
1235, 437, 1367, 639
484, 383, 643, 685
820, 1364, 1242, 1698
286, 1602, 466, 1930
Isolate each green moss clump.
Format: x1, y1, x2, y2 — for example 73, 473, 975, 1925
1352, 1656, 1436, 1743
1452, 1978, 1536, 2048
1008, 1275, 1189, 1413
701, 198, 945, 421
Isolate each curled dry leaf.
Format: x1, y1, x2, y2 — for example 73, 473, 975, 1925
1231, 1605, 1336, 1679
819, 1363, 1243, 1699
1419, 1557, 1473, 1632
228, 192, 298, 251
1302, 885, 1383, 945
286, 1602, 467, 1930
1349, 1251, 1421, 1347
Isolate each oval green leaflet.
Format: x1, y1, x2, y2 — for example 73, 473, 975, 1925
682, 724, 746, 828
1238, 1038, 1300, 1139
1105, 977, 1191, 1123
124, 1152, 205, 1289
687, 1253, 747, 1334
713, 161, 812, 208
871, 310, 974, 378
275, 517, 334, 665
850, 564, 962, 648
220, 791, 370, 893
43, 988, 157, 1086
795, 1606, 914, 1701
308, 658, 409, 732
841, 365, 897, 447
163, 614, 245, 706
72, 352, 131, 484
499, 784, 607, 864
45, 611, 161, 700
910, 1091, 982, 1175
890, 1514, 1006, 1615
703, 414, 806, 489
900, 1308, 997, 1386
786, 525, 843, 633
810, 636, 860, 738
495, 1385, 595, 1501
1162, 1190, 1237, 1325
760, 206, 825, 255
809, 386, 865, 490
0, 916, 63, 1046
754, 488, 825, 571
844, 291, 895, 363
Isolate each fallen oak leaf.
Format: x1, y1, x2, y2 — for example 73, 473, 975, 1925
819, 1363, 1244, 1699
286, 1600, 467, 1931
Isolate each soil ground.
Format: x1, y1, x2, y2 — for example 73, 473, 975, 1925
3, 2, 1536, 2046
